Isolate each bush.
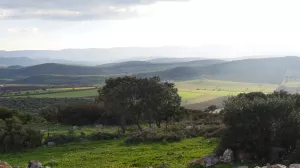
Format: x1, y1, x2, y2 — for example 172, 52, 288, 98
89, 132, 119, 140
44, 134, 79, 145
41, 103, 106, 126
0, 117, 43, 153
218, 92, 300, 162
124, 130, 182, 144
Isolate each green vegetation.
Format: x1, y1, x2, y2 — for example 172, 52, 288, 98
219, 91, 300, 163
7, 87, 95, 96
176, 80, 278, 105
19, 89, 98, 98
0, 137, 218, 168
0, 98, 93, 113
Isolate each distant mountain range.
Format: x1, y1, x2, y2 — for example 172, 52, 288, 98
0, 46, 240, 66
0, 56, 299, 85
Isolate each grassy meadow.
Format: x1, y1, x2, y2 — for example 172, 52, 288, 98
1, 137, 220, 168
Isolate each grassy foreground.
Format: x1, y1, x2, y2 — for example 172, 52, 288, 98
1, 137, 218, 168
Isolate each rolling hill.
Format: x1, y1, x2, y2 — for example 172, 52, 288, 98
0, 59, 224, 78
139, 56, 300, 84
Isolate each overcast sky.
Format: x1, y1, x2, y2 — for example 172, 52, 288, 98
1, 0, 300, 57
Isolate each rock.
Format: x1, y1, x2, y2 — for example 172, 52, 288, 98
187, 159, 203, 167
271, 164, 287, 168
0, 161, 11, 168
290, 164, 300, 168
159, 163, 169, 168
47, 142, 55, 146
237, 151, 251, 162
185, 126, 193, 130
72, 126, 78, 130
26, 160, 43, 168
193, 155, 219, 167
223, 149, 234, 163
235, 166, 248, 168
254, 167, 261, 168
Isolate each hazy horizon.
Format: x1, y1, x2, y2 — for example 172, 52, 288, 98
2, 0, 300, 59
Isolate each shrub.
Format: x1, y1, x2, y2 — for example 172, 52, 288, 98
89, 132, 119, 140
124, 130, 182, 144
44, 134, 78, 145
41, 103, 106, 126
0, 117, 43, 153
218, 92, 300, 162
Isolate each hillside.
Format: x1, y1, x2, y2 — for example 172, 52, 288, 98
0, 59, 224, 82
140, 56, 300, 84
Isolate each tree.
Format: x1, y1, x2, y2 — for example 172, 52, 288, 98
99, 76, 182, 134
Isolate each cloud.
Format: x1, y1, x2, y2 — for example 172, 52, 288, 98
7, 27, 39, 34
0, 0, 187, 21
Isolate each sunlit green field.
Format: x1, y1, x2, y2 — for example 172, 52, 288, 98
19, 89, 98, 98
8, 87, 95, 96
176, 80, 278, 105
1, 137, 219, 168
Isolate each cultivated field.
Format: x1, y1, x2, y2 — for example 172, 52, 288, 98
176, 80, 278, 106
1, 80, 278, 109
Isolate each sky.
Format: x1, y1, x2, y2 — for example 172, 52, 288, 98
1, 0, 300, 57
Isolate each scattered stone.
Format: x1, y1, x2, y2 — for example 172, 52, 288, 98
0, 161, 11, 168
223, 149, 234, 163
191, 155, 219, 167
235, 166, 248, 168
254, 166, 261, 168
271, 164, 287, 168
40, 130, 46, 133
72, 126, 78, 130
12, 166, 20, 168
290, 164, 300, 168
185, 126, 193, 130
47, 142, 55, 146
26, 160, 43, 168
187, 159, 203, 167
159, 162, 170, 168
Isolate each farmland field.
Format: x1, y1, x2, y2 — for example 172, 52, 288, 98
21, 89, 99, 98
176, 80, 278, 105
7, 87, 96, 96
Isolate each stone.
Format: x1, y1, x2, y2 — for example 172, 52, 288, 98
223, 149, 234, 163
188, 159, 203, 167
47, 141, 55, 146
0, 161, 11, 168
185, 126, 193, 130
26, 160, 43, 168
159, 163, 170, 168
235, 166, 248, 168
254, 167, 261, 168
237, 151, 251, 162
290, 164, 300, 168
271, 164, 287, 168
194, 155, 219, 167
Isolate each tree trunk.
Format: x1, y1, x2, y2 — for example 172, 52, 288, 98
136, 117, 143, 132
148, 121, 152, 128
120, 115, 126, 134
156, 120, 161, 128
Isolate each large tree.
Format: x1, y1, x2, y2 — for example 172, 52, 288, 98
98, 76, 181, 134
